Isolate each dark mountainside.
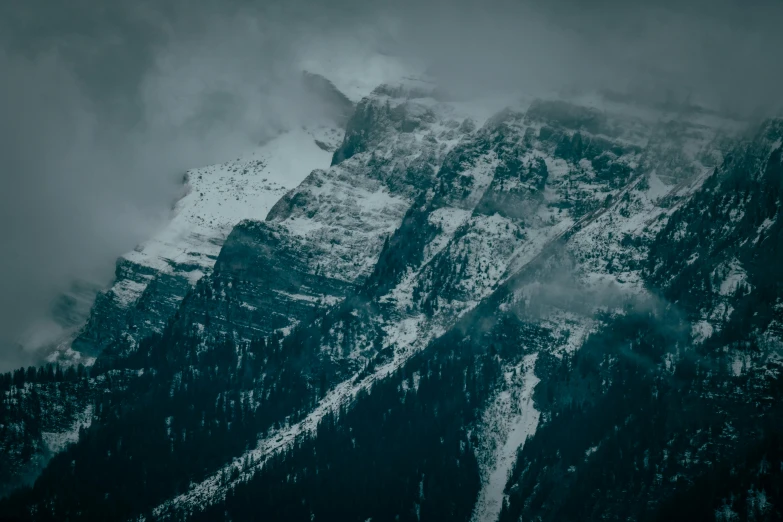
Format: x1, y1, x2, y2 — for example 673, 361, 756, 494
1, 79, 782, 522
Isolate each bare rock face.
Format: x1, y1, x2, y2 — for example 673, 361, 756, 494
70, 72, 353, 360
142, 82, 484, 352
71, 125, 338, 358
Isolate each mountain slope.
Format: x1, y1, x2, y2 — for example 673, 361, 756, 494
0, 80, 497, 520
152, 102, 753, 521
149, 99, 745, 520
0, 73, 352, 502
73, 125, 340, 359
2, 82, 781, 522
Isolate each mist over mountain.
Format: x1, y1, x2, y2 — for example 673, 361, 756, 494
0, 0, 402, 368
0, 1, 782, 520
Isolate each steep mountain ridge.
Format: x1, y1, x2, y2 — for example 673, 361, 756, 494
150, 97, 744, 519
0, 79, 502, 520
0, 73, 352, 499
122, 80, 492, 356
172, 116, 779, 522
0, 126, 338, 501
73, 125, 341, 360
498, 119, 783, 521
3, 80, 780, 522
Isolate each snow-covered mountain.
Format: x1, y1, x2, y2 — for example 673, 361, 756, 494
71, 125, 340, 358
2, 71, 782, 522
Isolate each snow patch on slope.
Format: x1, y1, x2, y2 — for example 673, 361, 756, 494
41, 404, 93, 454
124, 127, 336, 279
153, 315, 431, 519
423, 207, 473, 263
472, 353, 540, 522
716, 258, 748, 297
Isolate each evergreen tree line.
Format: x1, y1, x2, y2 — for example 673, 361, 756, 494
499, 307, 783, 522
0, 287, 390, 520
178, 313, 545, 521
0, 363, 89, 391
0, 364, 92, 499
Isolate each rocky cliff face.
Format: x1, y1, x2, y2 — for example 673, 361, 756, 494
126, 80, 490, 356
496, 118, 783, 522
73, 125, 340, 360
1, 77, 781, 522
0, 73, 350, 496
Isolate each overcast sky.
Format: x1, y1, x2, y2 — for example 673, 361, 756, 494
0, 0, 781, 370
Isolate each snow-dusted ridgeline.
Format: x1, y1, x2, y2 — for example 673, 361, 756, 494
71, 125, 340, 357
150, 95, 747, 519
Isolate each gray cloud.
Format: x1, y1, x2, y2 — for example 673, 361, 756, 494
0, 1, 360, 370
0, 0, 780, 370
387, 0, 783, 113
